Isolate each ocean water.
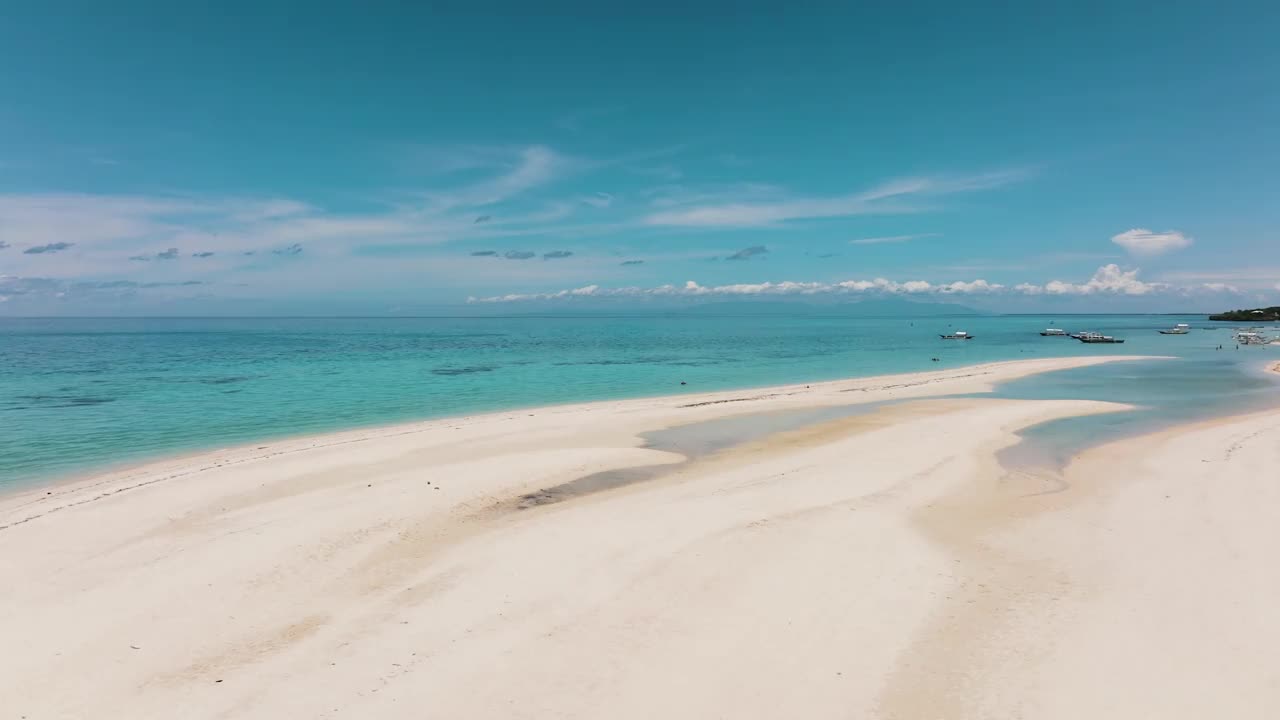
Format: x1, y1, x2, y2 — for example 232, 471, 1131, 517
1, 314, 1276, 489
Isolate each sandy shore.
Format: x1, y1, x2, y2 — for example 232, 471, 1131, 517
6, 354, 1277, 718
897, 405, 1280, 719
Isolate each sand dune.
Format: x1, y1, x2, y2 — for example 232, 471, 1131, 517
6, 355, 1276, 719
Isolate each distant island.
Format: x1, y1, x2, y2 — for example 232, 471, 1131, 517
1209, 306, 1280, 321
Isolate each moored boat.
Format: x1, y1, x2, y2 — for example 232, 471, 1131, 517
1040, 328, 1068, 336
939, 331, 973, 340
1075, 332, 1125, 344
1235, 330, 1270, 346
1159, 323, 1191, 335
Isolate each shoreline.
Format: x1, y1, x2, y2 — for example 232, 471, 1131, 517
2, 355, 1159, 507
10, 352, 1280, 718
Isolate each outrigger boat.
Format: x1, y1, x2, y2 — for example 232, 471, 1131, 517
1235, 329, 1271, 345
1159, 323, 1191, 335
1040, 328, 1068, 336
940, 330, 973, 340
1075, 331, 1125, 344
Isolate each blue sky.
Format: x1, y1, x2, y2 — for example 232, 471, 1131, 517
1, 1, 1277, 314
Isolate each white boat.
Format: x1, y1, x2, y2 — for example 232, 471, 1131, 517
1040, 328, 1068, 336
1235, 330, 1270, 346
940, 330, 973, 340
1159, 323, 1191, 335
1075, 331, 1125, 344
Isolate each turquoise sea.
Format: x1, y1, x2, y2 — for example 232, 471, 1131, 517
2, 314, 1277, 489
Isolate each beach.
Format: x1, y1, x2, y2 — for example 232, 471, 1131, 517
3, 355, 1279, 718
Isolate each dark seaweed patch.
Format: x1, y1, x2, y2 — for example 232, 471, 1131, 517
15, 394, 117, 407
201, 376, 253, 385
553, 356, 723, 368
57, 397, 116, 407
431, 366, 498, 376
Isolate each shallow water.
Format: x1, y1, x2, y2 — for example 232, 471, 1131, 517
1, 314, 1274, 488
990, 354, 1280, 471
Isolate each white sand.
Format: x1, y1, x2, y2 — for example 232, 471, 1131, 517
919, 405, 1280, 719
5, 355, 1276, 719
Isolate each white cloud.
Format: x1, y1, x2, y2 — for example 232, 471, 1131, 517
1018, 264, 1163, 295
1111, 228, 1192, 256
465, 264, 1251, 303
849, 233, 940, 245
939, 279, 1003, 293
469, 275, 1007, 303
644, 170, 1028, 228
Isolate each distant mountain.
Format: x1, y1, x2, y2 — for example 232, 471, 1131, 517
835, 298, 983, 317
492, 298, 983, 318
679, 299, 982, 317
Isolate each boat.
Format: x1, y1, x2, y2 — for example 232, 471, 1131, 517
1235, 330, 1271, 346
1075, 332, 1125, 344
939, 331, 973, 340
1159, 323, 1191, 335
1040, 328, 1068, 336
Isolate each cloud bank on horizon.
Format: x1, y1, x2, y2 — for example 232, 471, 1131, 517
1, 2, 1276, 314
467, 264, 1230, 303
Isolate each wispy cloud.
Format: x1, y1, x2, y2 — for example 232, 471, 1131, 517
850, 233, 940, 245
0, 241, 9, 249
23, 242, 75, 254
1111, 228, 1192, 256
644, 170, 1029, 228
156, 248, 180, 260
581, 192, 614, 208
272, 243, 303, 256
1, 274, 211, 301
425, 145, 571, 210
645, 182, 785, 209
400, 144, 516, 175
230, 199, 312, 223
